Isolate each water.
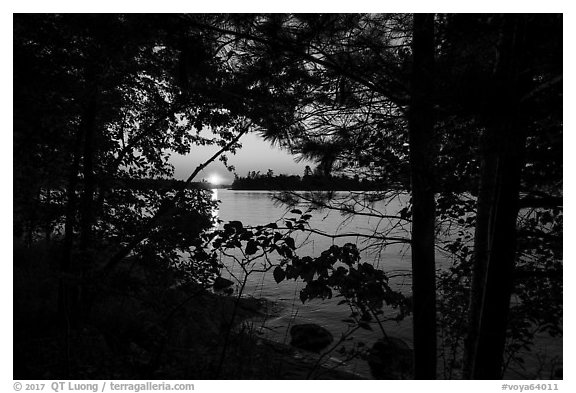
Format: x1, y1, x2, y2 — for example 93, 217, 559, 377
212, 189, 417, 377
209, 189, 562, 379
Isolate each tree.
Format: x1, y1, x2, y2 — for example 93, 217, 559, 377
463, 14, 562, 379
429, 13, 562, 378
14, 15, 253, 367
407, 13, 437, 379
14, 14, 253, 264
14, 14, 277, 379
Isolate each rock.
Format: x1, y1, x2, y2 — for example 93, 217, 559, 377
290, 324, 333, 352
368, 337, 413, 379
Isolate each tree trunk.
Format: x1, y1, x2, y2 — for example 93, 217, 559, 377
79, 101, 97, 253
472, 133, 525, 379
467, 15, 527, 379
408, 13, 437, 379
462, 130, 497, 378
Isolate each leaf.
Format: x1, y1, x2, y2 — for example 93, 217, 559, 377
273, 266, 286, 283
299, 289, 308, 304
285, 236, 295, 249
239, 231, 252, 240
290, 209, 302, 215
358, 321, 373, 331
213, 276, 234, 290
229, 220, 243, 231
245, 239, 258, 255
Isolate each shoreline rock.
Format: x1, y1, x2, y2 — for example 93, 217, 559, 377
289, 323, 334, 353
367, 337, 413, 379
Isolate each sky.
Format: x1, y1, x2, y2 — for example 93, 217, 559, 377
169, 131, 314, 184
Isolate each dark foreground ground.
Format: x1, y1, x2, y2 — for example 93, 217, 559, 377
13, 240, 363, 380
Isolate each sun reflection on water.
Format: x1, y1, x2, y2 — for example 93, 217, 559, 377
210, 188, 220, 229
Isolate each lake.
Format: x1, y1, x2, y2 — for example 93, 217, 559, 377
212, 189, 420, 377
210, 189, 562, 379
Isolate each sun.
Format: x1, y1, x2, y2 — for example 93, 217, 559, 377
208, 173, 221, 185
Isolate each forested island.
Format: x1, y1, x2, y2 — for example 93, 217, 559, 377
13, 14, 562, 382
230, 168, 390, 191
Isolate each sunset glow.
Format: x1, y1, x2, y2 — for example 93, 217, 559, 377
208, 173, 221, 185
